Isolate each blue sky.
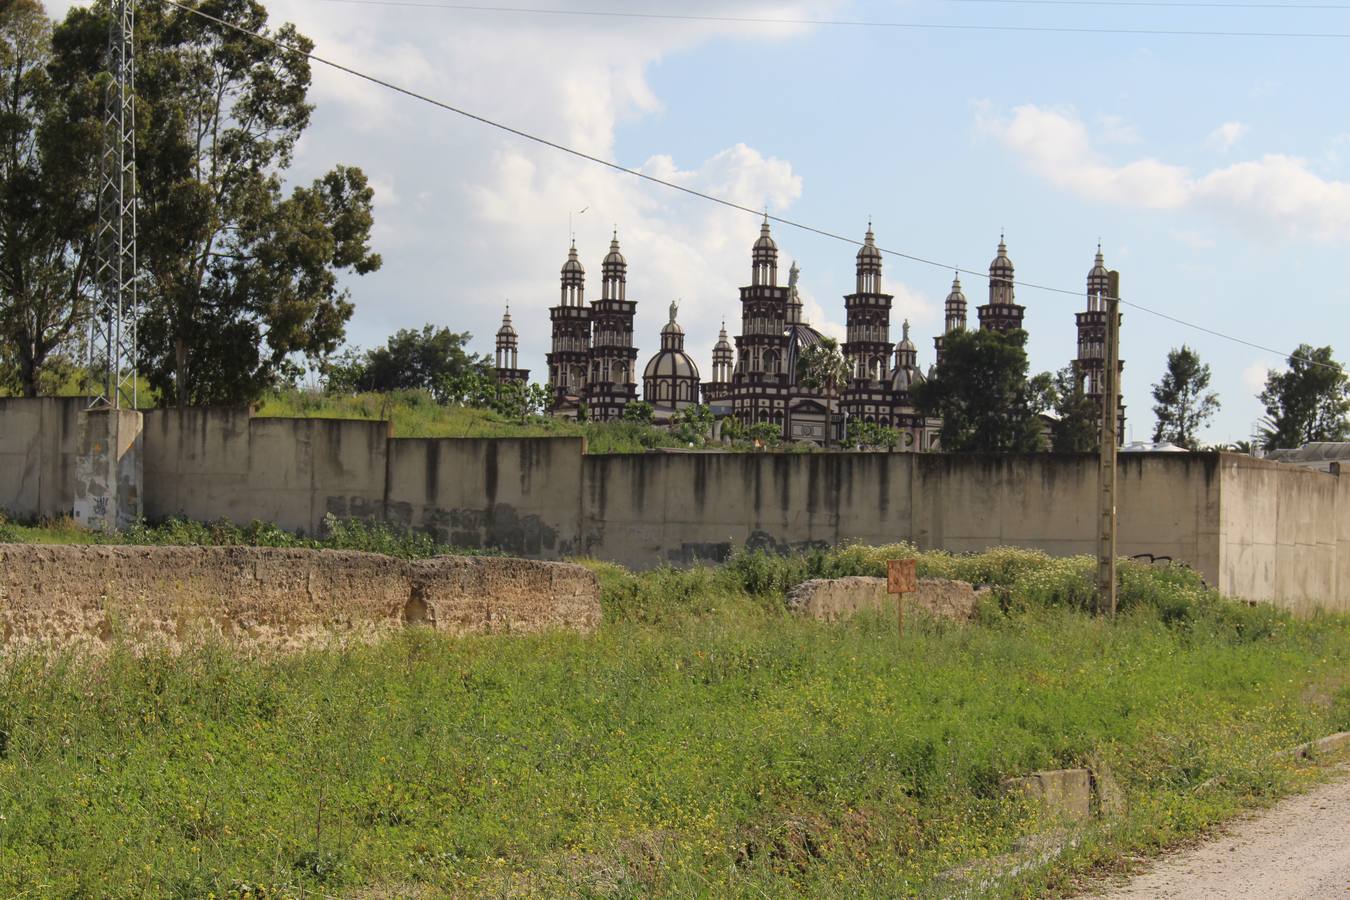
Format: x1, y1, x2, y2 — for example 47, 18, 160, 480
54, 1, 1350, 442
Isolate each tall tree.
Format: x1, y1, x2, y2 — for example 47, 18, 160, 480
1151, 345, 1219, 450
51, 0, 381, 407
1258, 344, 1350, 450
796, 336, 850, 448
338, 324, 489, 399
1037, 364, 1100, 453
0, 0, 98, 397
913, 327, 1043, 452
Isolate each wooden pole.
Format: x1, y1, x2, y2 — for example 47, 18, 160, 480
1096, 271, 1121, 617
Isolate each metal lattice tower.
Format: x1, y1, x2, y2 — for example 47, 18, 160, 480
90, 0, 137, 409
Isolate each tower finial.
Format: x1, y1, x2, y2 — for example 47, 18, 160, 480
903, 319, 911, 340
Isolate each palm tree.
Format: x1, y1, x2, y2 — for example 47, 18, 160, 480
797, 337, 851, 448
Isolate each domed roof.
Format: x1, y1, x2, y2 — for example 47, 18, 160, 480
713, 320, 732, 351
561, 241, 584, 275
603, 231, 625, 267
857, 224, 881, 263
1088, 244, 1109, 281
753, 216, 777, 252
643, 348, 700, 380
946, 274, 966, 305
990, 235, 1014, 274
496, 305, 517, 337
891, 365, 927, 393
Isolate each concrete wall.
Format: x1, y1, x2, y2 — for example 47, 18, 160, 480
2, 399, 1347, 611
143, 409, 390, 535
0, 544, 600, 652
1218, 454, 1346, 616
387, 437, 585, 557
0, 397, 87, 520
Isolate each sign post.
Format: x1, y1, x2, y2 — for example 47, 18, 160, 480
887, 559, 918, 639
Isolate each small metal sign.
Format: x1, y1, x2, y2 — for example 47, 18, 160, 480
887, 559, 918, 595
887, 559, 918, 640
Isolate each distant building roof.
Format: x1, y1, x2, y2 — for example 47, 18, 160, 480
1119, 441, 1188, 453
1265, 442, 1350, 471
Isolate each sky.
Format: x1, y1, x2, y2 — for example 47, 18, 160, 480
49, 0, 1350, 443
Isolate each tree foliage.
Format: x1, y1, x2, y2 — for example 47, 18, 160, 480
1151, 345, 1219, 449
50, 0, 380, 406
622, 400, 655, 424
670, 403, 713, 445
0, 0, 98, 397
912, 328, 1043, 452
1037, 365, 1101, 453
1258, 344, 1350, 450
843, 420, 899, 451
796, 336, 850, 448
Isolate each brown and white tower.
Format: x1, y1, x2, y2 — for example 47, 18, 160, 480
547, 241, 590, 412
731, 217, 791, 426
842, 225, 897, 426
977, 235, 1026, 333
1075, 245, 1125, 442
933, 273, 967, 368
494, 304, 529, 386
702, 320, 734, 404
585, 232, 639, 421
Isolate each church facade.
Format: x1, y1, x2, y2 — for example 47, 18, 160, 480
504, 220, 1124, 446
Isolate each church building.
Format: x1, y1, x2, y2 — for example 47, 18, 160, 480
518, 219, 1124, 447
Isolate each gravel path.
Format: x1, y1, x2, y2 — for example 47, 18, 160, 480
1093, 768, 1350, 899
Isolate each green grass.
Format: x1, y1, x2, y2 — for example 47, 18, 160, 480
1, 544, 1348, 897
254, 388, 685, 453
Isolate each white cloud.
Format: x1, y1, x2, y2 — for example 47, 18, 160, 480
1208, 121, 1248, 153
1243, 361, 1270, 393
982, 105, 1350, 243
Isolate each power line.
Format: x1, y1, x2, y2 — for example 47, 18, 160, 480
310, 0, 1350, 39
158, 0, 1346, 375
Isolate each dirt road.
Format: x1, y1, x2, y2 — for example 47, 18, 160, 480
1094, 769, 1350, 899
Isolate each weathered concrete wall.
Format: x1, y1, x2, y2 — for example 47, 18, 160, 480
786, 576, 989, 622
582, 452, 1222, 587
3, 399, 1348, 611
143, 410, 389, 535
0, 545, 599, 652
0, 397, 88, 520
386, 437, 585, 557
1217, 454, 1347, 615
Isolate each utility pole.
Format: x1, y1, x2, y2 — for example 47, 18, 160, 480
90, 0, 138, 410
1096, 271, 1121, 616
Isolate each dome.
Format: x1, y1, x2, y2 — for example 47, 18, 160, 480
603, 232, 626, 267
1088, 245, 1109, 281
561, 241, 585, 275
857, 224, 882, 263
713, 322, 732, 352
946, 274, 966, 305
990, 235, 1014, 274
753, 217, 777, 252
496, 305, 517, 337
891, 365, 926, 393
643, 348, 700, 380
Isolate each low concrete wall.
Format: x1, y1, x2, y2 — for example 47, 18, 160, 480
786, 576, 989, 622
0, 545, 600, 652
